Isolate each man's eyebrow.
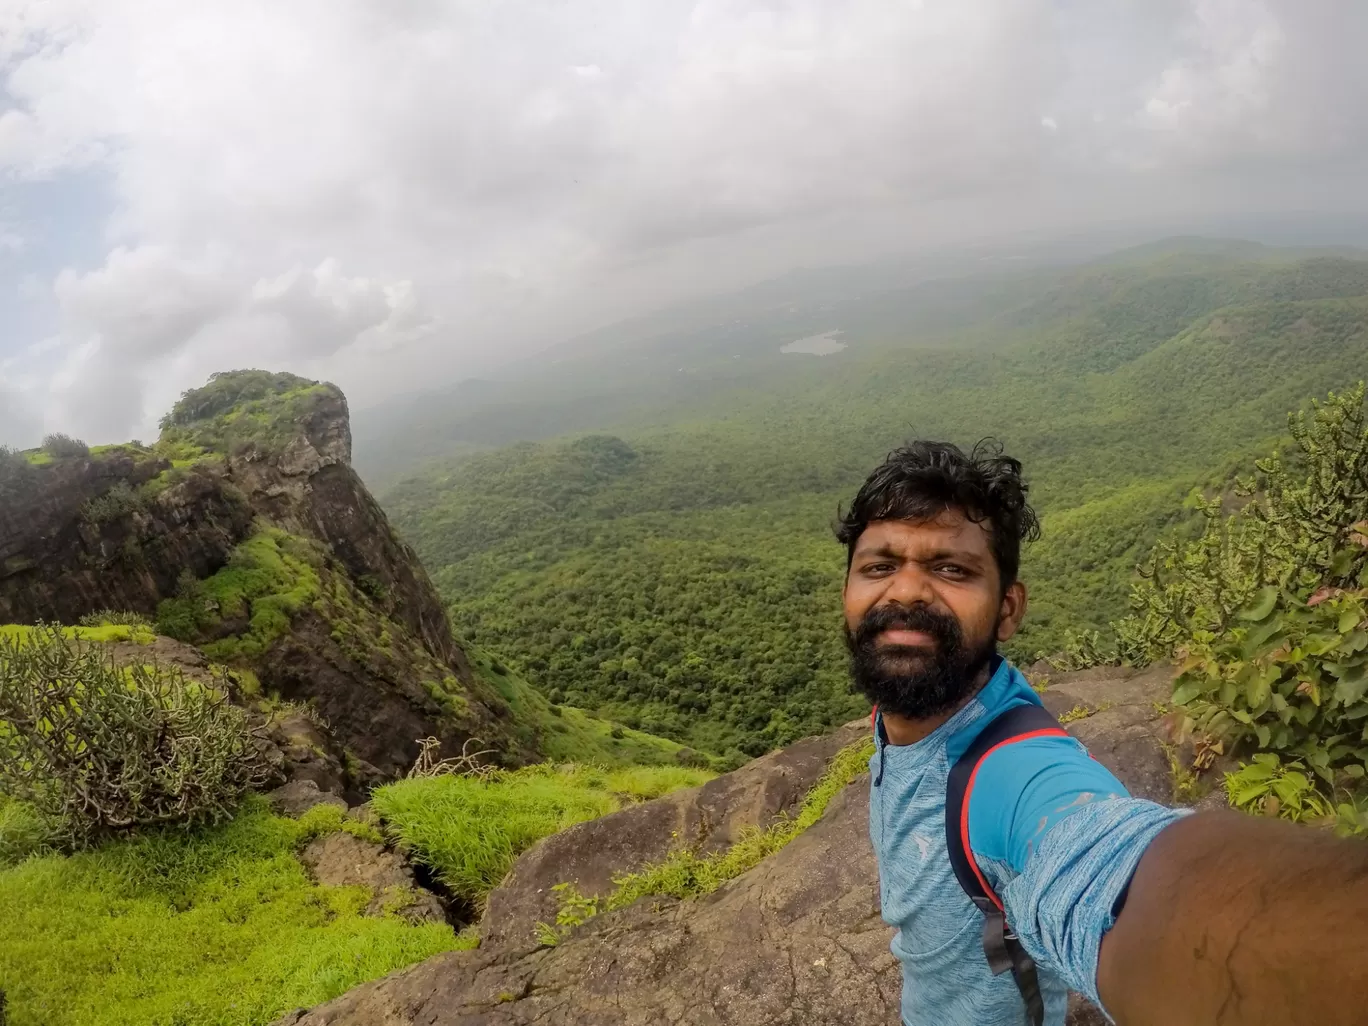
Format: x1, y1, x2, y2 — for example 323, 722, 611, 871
916, 547, 986, 565
851, 543, 902, 561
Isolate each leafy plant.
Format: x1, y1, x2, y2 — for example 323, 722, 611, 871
1050, 629, 1118, 671
0, 626, 268, 845
1117, 385, 1368, 782
1225, 754, 1334, 822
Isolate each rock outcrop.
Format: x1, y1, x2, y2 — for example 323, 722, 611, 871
278, 663, 1185, 1026
0, 372, 532, 785
481, 720, 869, 949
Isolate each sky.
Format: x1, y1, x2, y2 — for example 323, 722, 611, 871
1, 0, 1367, 447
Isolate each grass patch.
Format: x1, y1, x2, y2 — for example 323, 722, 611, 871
371, 762, 712, 907
0, 796, 465, 1026
542, 738, 873, 942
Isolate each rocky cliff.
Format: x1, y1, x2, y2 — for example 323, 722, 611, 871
277, 663, 1188, 1026
0, 371, 537, 785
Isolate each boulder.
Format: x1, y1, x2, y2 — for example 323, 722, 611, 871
1040, 662, 1179, 803
300, 831, 446, 925
479, 720, 870, 949
267, 779, 347, 818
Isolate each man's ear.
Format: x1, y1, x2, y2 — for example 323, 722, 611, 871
997, 579, 1028, 642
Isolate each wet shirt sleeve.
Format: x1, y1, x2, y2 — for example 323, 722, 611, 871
966, 736, 1187, 1009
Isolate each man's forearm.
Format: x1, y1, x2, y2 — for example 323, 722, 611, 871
1097, 810, 1368, 1026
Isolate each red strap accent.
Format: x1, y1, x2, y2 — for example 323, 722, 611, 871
957, 727, 1068, 910
870, 705, 879, 733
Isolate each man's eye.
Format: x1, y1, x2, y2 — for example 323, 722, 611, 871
864, 562, 895, 575
936, 564, 968, 577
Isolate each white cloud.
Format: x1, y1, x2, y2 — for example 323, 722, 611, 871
0, 0, 1365, 444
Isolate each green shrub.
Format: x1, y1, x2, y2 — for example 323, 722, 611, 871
1116, 384, 1368, 788
80, 481, 146, 523
0, 626, 268, 845
371, 762, 711, 907
40, 433, 88, 458
76, 610, 153, 629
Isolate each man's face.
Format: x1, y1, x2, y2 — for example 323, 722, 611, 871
842, 510, 1026, 720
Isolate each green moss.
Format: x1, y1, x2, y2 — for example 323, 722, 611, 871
156, 528, 322, 660
371, 762, 712, 908
0, 796, 459, 1026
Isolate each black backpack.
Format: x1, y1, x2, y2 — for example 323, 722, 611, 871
873, 701, 1066, 1026
946, 703, 1067, 1026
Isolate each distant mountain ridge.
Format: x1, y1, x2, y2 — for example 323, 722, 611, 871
353, 237, 1368, 491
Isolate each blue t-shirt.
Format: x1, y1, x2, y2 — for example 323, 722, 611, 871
869, 658, 1185, 1026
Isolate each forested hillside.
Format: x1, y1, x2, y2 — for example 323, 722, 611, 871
380, 242, 1368, 759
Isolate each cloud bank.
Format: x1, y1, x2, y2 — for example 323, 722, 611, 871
1, 0, 1366, 444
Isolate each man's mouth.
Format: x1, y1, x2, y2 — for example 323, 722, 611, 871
877, 628, 937, 648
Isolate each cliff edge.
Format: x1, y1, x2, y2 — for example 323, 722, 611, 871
0, 371, 535, 784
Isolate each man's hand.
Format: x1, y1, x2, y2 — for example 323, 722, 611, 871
1097, 810, 1368, 1026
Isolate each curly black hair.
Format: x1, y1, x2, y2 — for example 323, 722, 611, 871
835, 439, 1040, 589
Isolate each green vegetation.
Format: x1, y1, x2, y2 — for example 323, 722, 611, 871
540, 738, 873, 943
1119, 386, 1368, 779
40, 433, 89, 459
0, 623, 155, 645
160, 370, 340, 458
382, 248, 1368, 755
157, 528, 323, 661
471, 642, 726, 769
0, 797, 464, 1026
0, 626, 265, 845
371, 762, 712, 907
77, 610, 154, 630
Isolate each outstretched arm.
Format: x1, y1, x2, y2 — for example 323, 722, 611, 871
1097, 810, 1368, 1026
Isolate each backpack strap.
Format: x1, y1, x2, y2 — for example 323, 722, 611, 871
945, 703, 1067, 1026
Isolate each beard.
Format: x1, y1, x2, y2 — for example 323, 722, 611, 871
845, 603, 997, 721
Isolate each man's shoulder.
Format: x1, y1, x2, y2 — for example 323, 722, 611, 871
966, 728, 1131, 871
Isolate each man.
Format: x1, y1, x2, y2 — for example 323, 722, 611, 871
839, 440, 1368, 1026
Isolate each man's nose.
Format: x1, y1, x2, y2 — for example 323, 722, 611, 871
881, 565, 936, 607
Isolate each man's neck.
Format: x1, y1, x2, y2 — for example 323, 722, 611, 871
879, 662, 996, 746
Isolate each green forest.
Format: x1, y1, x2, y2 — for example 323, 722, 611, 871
381, 244, 1368, 758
